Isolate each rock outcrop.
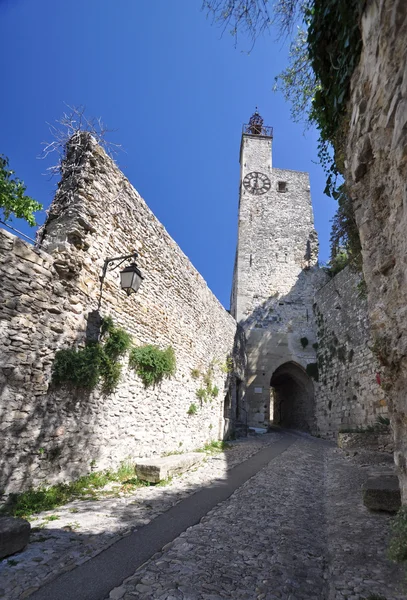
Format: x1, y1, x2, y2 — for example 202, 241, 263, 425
344, 0, 407, 500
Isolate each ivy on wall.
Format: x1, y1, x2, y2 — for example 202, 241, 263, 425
307, 0, 363, 177
53, 317, 176, 393
306, 0, 364, 269
52, 316, 132, 394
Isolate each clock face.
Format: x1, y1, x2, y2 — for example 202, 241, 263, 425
243, 171, 271, 195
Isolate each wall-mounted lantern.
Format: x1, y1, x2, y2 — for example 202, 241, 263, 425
98, 251, 143, 307
119, 260, 143, 295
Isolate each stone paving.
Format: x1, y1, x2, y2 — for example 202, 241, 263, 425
107, 435, 405, 600
0, 434, 278, 600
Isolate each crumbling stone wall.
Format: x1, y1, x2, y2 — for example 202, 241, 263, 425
343, 0, 407, 499
314, 266, 387, 438
0, 134, 239, 494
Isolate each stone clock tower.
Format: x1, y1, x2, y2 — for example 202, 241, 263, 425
231, 110, 323, 431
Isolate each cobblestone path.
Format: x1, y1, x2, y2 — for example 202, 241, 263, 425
108, 436, 404, 600
0, 435, 279, 600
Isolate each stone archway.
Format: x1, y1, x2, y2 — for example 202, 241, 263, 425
270, 362, 315, 432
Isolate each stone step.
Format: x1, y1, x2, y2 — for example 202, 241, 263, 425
135, 452, 205, 483
362, 473, 401, 513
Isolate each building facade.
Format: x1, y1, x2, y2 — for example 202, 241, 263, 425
230, 111, 323, 431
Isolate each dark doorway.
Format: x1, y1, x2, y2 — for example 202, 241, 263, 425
270, 362, 315, 432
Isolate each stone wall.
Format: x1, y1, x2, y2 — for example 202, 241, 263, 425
314, 266, 387, 438
343, 0, 407, 499
0, 133, 239, 494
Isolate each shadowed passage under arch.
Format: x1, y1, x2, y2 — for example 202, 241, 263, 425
270, 362, 315, 432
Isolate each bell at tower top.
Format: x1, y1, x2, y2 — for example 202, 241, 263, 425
243, 108, 273, 138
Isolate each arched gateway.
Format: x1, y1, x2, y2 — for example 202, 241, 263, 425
270, 362, 315, 432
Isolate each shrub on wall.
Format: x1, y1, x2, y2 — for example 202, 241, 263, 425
129, 345, 176, 387
52, 316, 132, 394
53, 343, 103, 389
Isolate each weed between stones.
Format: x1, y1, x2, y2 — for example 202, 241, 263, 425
196, 440, 232, 454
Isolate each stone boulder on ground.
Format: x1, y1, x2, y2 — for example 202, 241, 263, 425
0, 516, 31, 559
362, 474, 401, 513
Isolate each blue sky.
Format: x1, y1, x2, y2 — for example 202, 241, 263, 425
0, 0, 337, 308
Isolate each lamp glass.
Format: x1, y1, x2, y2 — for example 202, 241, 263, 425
120, 263, 143, 295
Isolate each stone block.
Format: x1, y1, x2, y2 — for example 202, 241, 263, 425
0, 516, 31, 559
362, 474, 401, 513
135, 452, 205, 483
13, 238, 44, 266
338, 431, 393, 452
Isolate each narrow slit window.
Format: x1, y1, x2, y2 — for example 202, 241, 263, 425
278, 181, 287, 193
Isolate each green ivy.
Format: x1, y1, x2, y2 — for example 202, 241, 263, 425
306, 0, 364, 268
103, 327, 132, 361
52, 316, 131, 394
52, 343, 104, 390
307, 0, 363, 182
329, 185, 363, 272
129, 345, 176, 387
99, 355, 123, 395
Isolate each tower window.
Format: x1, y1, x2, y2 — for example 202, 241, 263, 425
278, 181, 287, 193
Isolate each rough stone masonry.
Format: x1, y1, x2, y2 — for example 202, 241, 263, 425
0, 133, 240, 494
343, 0, 407, 500
314, 266, 386, 438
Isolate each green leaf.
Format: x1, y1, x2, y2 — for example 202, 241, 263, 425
0, 155, 42, 226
